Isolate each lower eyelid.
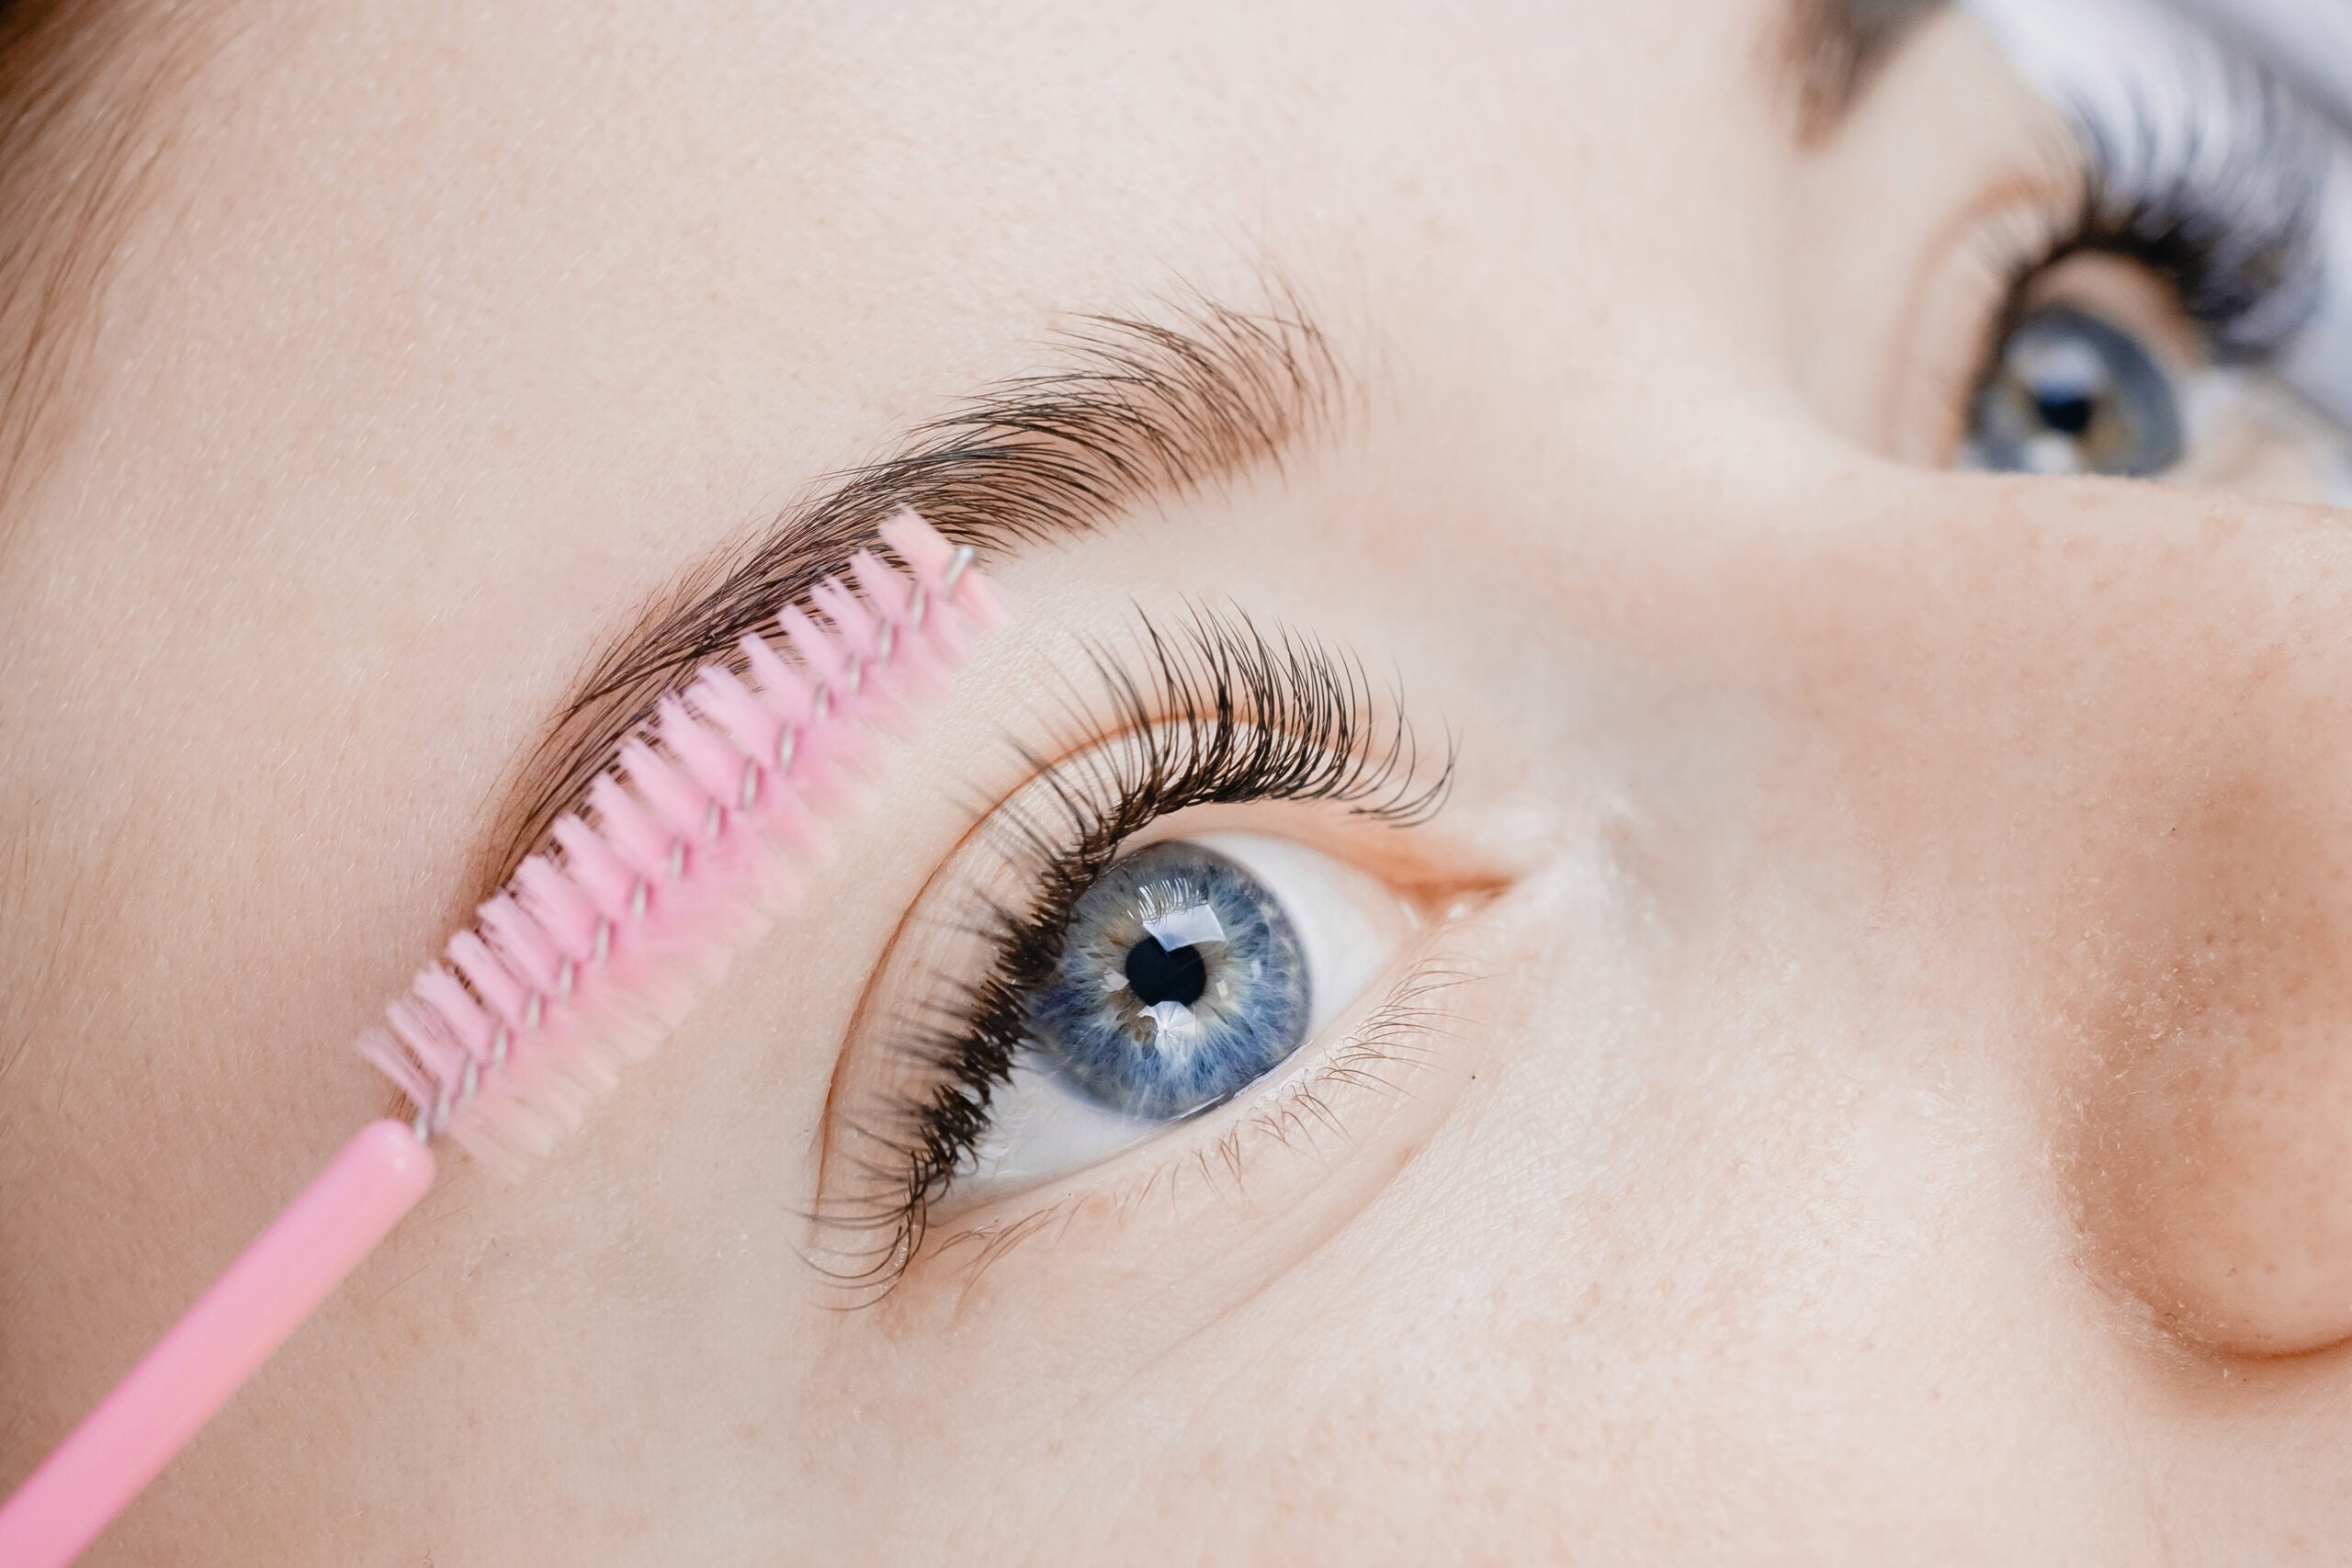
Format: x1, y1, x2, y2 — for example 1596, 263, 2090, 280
900, 939, 1487, 1290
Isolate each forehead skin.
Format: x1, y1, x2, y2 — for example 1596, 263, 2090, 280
8, 1, 2352, 1563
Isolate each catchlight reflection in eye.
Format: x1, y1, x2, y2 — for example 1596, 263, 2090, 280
954, 830, 1413, 1201
1966, 303, 2186, 478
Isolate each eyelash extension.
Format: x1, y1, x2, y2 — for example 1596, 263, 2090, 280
1984, 62, 2330, 369
816, 607, 1453, 1289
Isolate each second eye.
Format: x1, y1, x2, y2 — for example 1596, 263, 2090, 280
1965, 302, 2185, 479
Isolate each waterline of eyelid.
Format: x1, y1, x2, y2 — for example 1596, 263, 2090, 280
802, 949, 1467, 1299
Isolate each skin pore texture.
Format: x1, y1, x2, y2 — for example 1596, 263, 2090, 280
5, 0, 2352, 1562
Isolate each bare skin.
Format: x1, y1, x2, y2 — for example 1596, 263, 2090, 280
4, 1, 2351, 1562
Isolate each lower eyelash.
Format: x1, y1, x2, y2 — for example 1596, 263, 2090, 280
1197, 956, 1472, 1180
810, 607, 1453, 1294
916, 955, 1476, 1292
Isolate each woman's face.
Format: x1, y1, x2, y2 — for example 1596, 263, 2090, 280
6, 0, 2351, 1559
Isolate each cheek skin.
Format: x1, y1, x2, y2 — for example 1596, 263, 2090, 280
795, 456, 2352, 1555
2069, 777, 2352, 1359
1713, 469, 2352, 1362
2044, 688, 2352, 1359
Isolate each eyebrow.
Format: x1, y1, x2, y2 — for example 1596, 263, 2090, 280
1782, 0, 1948, 141
492, 0, 1936, 877
490, 290, 1346, 877
0, 3, 220, 540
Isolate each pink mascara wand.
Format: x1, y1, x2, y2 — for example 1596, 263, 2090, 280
0, 510, 1002, 1568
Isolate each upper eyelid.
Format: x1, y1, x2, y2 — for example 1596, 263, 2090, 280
2070, 93, 2329, 359
933, 606, 1451, 1054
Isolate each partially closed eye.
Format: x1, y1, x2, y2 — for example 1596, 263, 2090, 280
951, 829, 1416, 1203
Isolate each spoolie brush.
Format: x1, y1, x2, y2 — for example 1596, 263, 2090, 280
0, 508, 1002, 1568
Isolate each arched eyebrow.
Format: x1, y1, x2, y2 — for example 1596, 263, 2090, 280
1782, 0, 1948, 142
488, 291, 1346, 880
489, 0, 1939, 878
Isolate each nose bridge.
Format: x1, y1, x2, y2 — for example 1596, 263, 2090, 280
1769, 471, 2352, 1358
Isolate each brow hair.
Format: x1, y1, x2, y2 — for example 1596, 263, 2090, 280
495, 288, 1348, 875
0, 0, 220, 553
1781, 0, 1947, 143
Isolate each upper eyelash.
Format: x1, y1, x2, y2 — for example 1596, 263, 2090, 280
812, 606, 1453, 1291
1993, 63, 2331, 366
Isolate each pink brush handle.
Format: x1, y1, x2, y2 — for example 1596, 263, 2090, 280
0, 1121, 436, 1567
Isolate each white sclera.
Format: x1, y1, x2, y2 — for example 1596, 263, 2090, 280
952, 829, 1414, 1202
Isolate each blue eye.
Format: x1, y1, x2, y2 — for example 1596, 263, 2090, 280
1964, 303, 2186, 478
934, 829, 1414, 1203
1025, 840, 1310, 1121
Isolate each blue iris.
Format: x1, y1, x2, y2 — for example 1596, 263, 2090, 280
1965, 303, 2185, 477
1025, 840, 1311, 1121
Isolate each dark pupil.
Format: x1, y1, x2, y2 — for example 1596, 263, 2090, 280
1964, 303, 2183, 479
2034, 382, 2100, 437
1125, 936, 1208, 1008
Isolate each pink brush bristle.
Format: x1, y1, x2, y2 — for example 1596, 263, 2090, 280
359, 508, 994, 1175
